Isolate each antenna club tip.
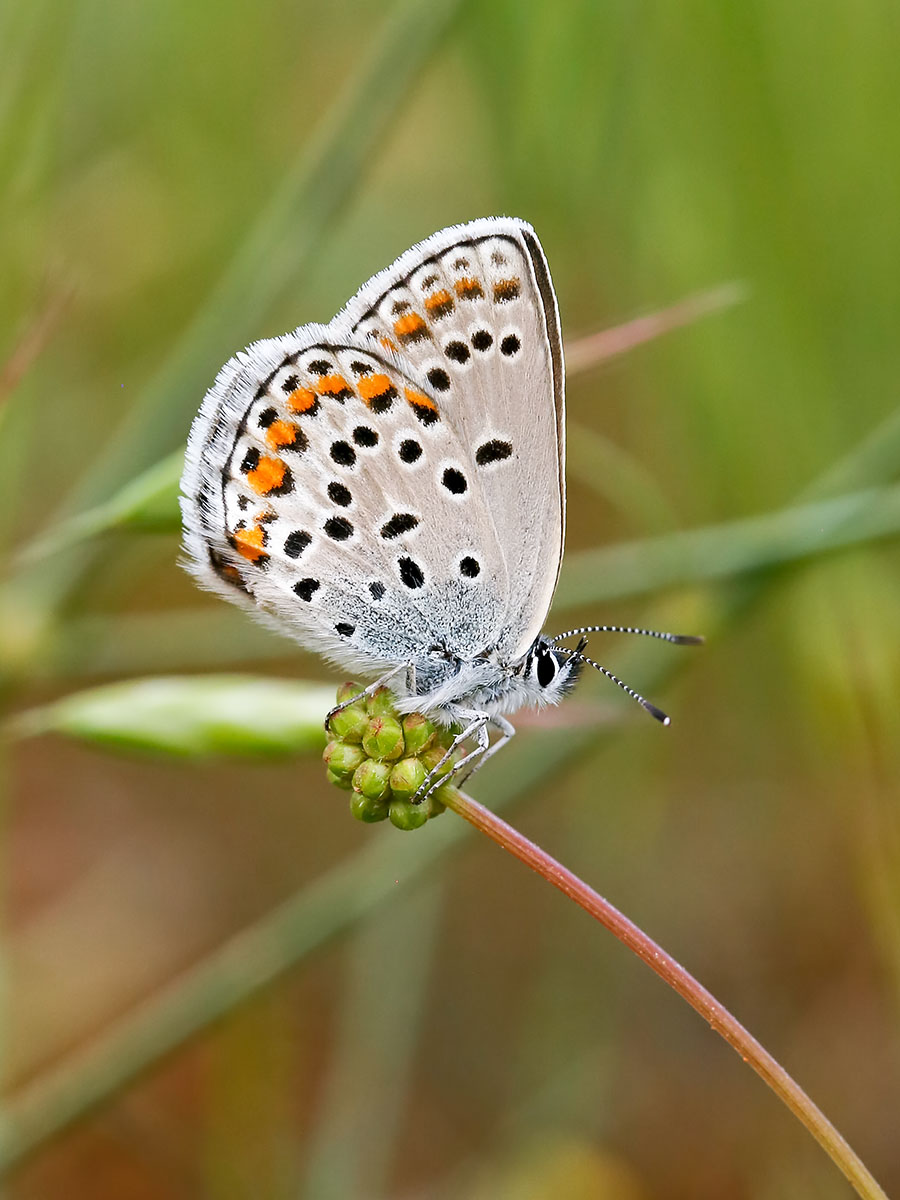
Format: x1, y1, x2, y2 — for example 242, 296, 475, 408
642, 701, 671, 725
672, 634, 705, 645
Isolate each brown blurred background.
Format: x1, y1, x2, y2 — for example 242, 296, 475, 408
2, 1, 899, 1196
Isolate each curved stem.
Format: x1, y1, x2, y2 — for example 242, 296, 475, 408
444, 788, 887, 1200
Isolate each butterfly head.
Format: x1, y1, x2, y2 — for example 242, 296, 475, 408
518, 633, 587, 706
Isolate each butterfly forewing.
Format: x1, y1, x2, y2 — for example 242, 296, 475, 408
337, 217, 565, 660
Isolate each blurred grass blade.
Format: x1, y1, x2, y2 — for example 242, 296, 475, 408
803, 403, 900, 500
10, 676, 333, 759
566, 418, 677, 534
15, 449, 183, 567
4, 454, 898, 1169
54, 609, 289, 678
557, 483, 900, 608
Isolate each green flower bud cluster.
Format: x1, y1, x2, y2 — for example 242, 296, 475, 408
323, 683, 459, 830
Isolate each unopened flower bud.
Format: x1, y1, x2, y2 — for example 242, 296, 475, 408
326, 768, 354, 791
336, 681, 365, 706
419, 744, 455, 780
366, 685, 397, 717
350, 790, 390, 823
323, 739, 366, 781
352, 758, 392, 802
328, 702, 369, 743
436, 724, 461, 751
401, 711, 435, 755
389, 798, 429, 831
389, 756, 428, 803
362, 715, 405, 761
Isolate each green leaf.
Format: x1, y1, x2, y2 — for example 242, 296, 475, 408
12, 675, 334, 759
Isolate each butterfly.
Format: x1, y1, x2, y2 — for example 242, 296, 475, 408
180, 217, 700, 800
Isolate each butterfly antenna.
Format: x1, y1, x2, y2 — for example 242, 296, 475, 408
560, 642, 671, 725
550, 624, 704, 646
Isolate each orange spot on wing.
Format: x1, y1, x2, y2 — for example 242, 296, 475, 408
493, 277, 521, 302
454, 277, 484, 300
358, 373, 394, 402
393, 312, 427, 338
233, 525, 267, 563
247, 455, 286, 495
424, 289, 454, 316
379, 335, 398, 352
403, 387, 437, 413
265, 419, 301, 450
317, 374, 351, 396
286, 386, 317, 413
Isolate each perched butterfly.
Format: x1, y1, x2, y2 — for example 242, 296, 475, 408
180, 218, 700, 799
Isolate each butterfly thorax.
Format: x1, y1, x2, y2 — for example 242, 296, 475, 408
392, 633, 584, 723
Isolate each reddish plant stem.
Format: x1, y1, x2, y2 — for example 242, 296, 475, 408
0, 287, 73, 407
444, 788, 887, 1200
564, 282, 745, 376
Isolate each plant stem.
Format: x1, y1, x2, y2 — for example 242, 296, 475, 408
564, 281, 746, 376
443, 788, 888, 1200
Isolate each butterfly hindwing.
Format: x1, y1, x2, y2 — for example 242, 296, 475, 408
181, 329, 512, 677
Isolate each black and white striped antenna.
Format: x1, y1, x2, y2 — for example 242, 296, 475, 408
551, 624, 704, 646
554, 625, 704, 725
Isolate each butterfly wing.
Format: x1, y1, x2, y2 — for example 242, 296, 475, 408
180, 218, 564, 680
180, 324, 517, 677
335, 216, 565, 661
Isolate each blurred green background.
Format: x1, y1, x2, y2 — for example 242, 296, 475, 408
2, 0, 899, 1196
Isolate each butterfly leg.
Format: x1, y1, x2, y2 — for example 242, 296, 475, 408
416, 711, 516, 803
415, 710, 489, 803
324, 663, 417, 732
453, 714, 515, 789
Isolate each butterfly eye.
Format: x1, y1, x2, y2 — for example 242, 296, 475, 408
536, 649, 557, 688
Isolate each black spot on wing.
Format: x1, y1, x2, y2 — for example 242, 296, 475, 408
442, 467, 467, 495
397, 556, 425, 589
380, 513, 419, 540
284, 530, 311, 558
327, 482, 352, 507
294, 578, 319, 601
330, 440, 356, 467
324, 516, 353, 541
426, 367, 451, 392
476, 440, 513, 466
